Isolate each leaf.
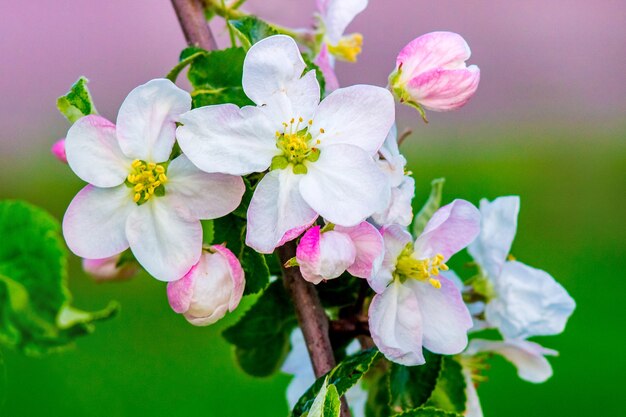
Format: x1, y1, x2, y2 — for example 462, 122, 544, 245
0, 200, 117, 356
391, 407, 462, 417
364, 366, 392, 417
302, 53, 326, 98
222, 280, 297, 376
0, 349, 6, 409
412, 178, 445, 238
309, 378, 341, 417
56, 76, 97, 123
425, 356, 466, 413
389, 352, 442, 410
228, 16, 279, 49
201, 219, 215, 245
166, 49, 207, 82
292, 348, 381, 416
240, 246, 270, 294
316, 274, 361, 308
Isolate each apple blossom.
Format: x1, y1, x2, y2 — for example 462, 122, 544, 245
368, 200, 480, 365
390, 32, 480, 118
82, 254, 139, 282
314, 0, 368, 91
295, 221, 383, 284
467, 196, 576, 339
51, 138, 67, 163
167, 245, 245, 326
177, 35, 393, 254
62, 79, 245, 281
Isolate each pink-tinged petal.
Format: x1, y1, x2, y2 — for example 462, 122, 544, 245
177, 103, 277, 176
336, 222, 384, 279
167, 264, 198, 313
368, 225, 412, 293
82, 255, 138, 282
406, 66, 480, 111
371, 175, 415, 227
314, 44, 340, 92
63, 184, 134, 259
466, 339, 557, 383
406, 275, 472, 355
397, 32, 472, 80
369, 281, 425, 366
277, 220, 318, 247
125, 198, 202, 282
300, 144, 390, 226
485, 260, 576, 339
297, 228, 356, 284
212, 244, 245, 311
51, 138, 67, 164
468, 196, 520, 281
257, 69, 320, 126
463, 368, 484, 417
65, 115, 131, 187
246, 169, 318, 253
166, 155, 245, 219
316, 0, 330, 15
311, 85, 395, 155
322, 0, 368, 43
116, 79, 191, 162
414, 199, 481, 261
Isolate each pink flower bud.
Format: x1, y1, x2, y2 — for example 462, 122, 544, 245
391, 32, 480, 115
167, 245, 245, 326
51, 138, 67, 164
82, 254, 139, 281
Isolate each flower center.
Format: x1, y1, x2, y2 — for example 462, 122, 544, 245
126, 159, 168, 204
395, 245, 448, 289
328, 33, 363, 63
271, 117, 323, 175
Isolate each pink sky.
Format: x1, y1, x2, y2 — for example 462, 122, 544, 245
0, 0, 624, 155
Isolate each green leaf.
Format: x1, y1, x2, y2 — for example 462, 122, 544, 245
0, 200, 117, 356
389, 352, 442, 410
56, 76, 97, 123
364, 366, 392, 417
391, 406, 461, 417
425, 356, 466, 413
213, 214, 245, 257
222, 280, 297, 376
302, 53, 326, 98
166, 50, 208, 82
309, 378, 341, 417
412, 178, 445, 238
201, 219, 215, 245
240, 246, 270, 295
292, 348, 381, 416
0, 349, 6, 408
228, 16, 279, 49
317, 275, 361, 308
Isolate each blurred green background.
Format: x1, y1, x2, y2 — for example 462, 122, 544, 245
1, 120, 624, 416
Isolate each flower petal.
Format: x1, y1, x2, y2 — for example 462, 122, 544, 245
463, 368, 484, 417
466, 339, 557, 383
368, 225, 412, 293
369, 281, 425, 366
314, 44, 340, 92
177, 103, 277, 175
167, 264, 197, 313
336, 222, 384, 279
51, 138, 67, 164
311, 85, 395, 155
125, 198, 202, 281
413, 199, 481, 261
397, 32, 472, 79
406, 66, 480, 111
371, 175, 415, 227
116, 79, 191, 162
322, 0, 368, 43
166, 155, 245, 219
212, 244, 245, 311
467, 196, 520, 280
246, 169, 318, 253
485, 260, 576, 339
63, 185, 134, 259
297, 227, 356, 284
300, 144, 390, 226
65, 115, 131, 187
406, 275, 472, 355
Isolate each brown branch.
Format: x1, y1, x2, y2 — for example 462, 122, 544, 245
171, 0, 218, 50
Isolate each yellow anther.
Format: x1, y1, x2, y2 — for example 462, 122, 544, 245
308, 120, 313, 125
429, 278, 442, 289
133, 183, 144, 192
298, 117, 303, 123
132, 159, 142, 168
316, 139, 321, 145
155, 165, 165, 174
328, 33, 363, 63
507, 254, 516, 261
440, 264, 449, 271
159, 174, 167, 182
395, 252, 449, 288
133, 193, 141, 203
320, 128, 325, 134
290, 118, 295, 124
127, 160, 168, 204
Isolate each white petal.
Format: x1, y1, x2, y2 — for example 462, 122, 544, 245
126, 198, 202, 281
376, 124, 407, 188
369, 281, 425, 366
485, 261, 576, 339
246, 169, 317, 253
336, 222, 384, 279
166, 155, 245, 219
468, 196, 520, 279
177, 104, 277, 175
297, 227, 356, 284
406, 275, 473, 355
369, 225, 412, 293
311, 85, 395, 155
63, 185, 134, 259
116, 79, 191, 162
300, 144, 390, 226
463, 368, 484, 417
65, 115, 131, 187
258, 70, 321, 125
371, 175, 415, 227
323, 0, 368, 43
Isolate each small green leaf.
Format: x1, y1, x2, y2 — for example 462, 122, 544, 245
392, 406, 462, 417
412, 178, 445, 238
309, 378, 341, 417
0, 349, 6, 408
425, 356, 466, 413
0, 200, 117, 356
213, 214, 245, 258
292, 348, 381, 416
222, 280, 297, 376
240, 246, 270, 295
56, 77, 97, 123
302, 53, 326, 98
389, 352, 442, 410
228, 16, 279, 49
166, 50, 207, 82
364, 365, 392, 417
232, 177, 255, 219
201, 219, 215, 245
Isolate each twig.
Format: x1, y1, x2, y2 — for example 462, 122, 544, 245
171, 0, 218, 50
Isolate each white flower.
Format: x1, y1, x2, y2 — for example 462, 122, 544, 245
62, 79, 245, 281
467, 196, 576, 339
177, 35, 394, 254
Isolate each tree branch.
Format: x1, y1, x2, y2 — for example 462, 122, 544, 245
171, 0, 218, 50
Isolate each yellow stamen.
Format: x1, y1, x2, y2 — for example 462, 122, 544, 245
127, 160, 168, 204
395, 252, 449, 289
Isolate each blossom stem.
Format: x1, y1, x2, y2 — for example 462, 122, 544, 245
171, 0, 218, 50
